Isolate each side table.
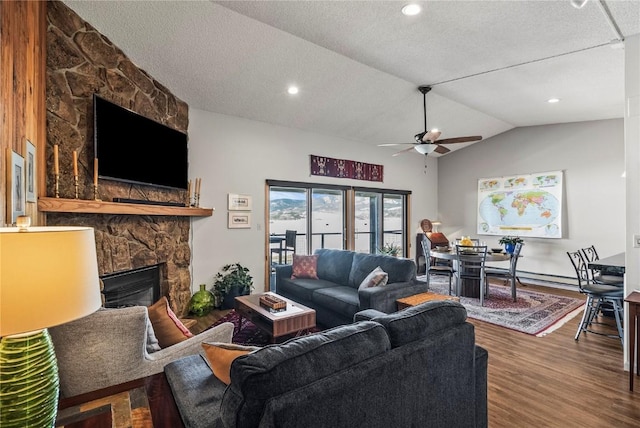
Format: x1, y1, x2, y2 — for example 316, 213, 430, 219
625, 291, 640, 391
397, 291, 460, 311
56, 372, 184, 427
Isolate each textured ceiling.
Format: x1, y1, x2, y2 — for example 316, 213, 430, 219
63, 0, 639, 156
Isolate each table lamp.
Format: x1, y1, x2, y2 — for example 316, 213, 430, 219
0, 225, 102, 427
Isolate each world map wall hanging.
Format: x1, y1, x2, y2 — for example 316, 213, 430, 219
476, 170, 563, 239
310, 155, 383, 182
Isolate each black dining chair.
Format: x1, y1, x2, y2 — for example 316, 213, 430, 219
455, 244, 488, 305
567, 250, 624, 345
485, 242, 523, 302
271, 230, 297, 265
421, 235, 455, 295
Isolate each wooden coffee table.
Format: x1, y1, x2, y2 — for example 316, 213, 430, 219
235, 292, 316, 342
396, 291, 460, 311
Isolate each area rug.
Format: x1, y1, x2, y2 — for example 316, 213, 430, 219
418, 275, 584, 336
211, 311, 320, 346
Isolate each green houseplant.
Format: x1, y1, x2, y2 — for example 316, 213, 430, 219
213, 263, 254, 309
498, 236, 524, 254
378, 243, 401, 257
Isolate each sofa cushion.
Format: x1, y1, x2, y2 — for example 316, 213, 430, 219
358, 266, 389, 290
221, 321, 390, 428
291, 254, 319, 279
277, 277, 340, 302
348, 253, 416, 288
165, 355, 227, 428
373, 300, 467, 348
312, 287, 360, 319
315, 248, 355, 284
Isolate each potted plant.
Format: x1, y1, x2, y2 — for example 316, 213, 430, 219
498, 236, 524, 254
213, 263, 254, 309
378, 243, 401, 257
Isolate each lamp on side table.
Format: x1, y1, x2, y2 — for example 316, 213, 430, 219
0, 225, 102, 427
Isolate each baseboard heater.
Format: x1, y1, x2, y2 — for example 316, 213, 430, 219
112, 198, 185, 207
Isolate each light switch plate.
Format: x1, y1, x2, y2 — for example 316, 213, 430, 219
633, 234, 640, 248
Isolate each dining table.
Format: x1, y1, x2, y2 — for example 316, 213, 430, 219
430, 248, 511, 298
587, 251, 625, 275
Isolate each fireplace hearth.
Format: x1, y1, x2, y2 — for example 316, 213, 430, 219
101, 265, 161, 308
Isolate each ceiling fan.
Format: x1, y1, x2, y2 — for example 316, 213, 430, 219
379, 86, 482, 156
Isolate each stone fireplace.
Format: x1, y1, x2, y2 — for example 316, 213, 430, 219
45, 1, 193, 315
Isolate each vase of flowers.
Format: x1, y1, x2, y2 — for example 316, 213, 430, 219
498, 236, 524, 254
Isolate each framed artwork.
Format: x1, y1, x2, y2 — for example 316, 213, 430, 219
228, 212, 251, 229
25, 140, 36, 202
8, 149, 25, 223
228, 193, 252, 211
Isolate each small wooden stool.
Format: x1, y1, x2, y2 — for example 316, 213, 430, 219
397, 292, 460, 311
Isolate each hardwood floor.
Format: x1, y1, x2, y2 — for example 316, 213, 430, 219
474, 282, 640, 427
186, 285, 640, 426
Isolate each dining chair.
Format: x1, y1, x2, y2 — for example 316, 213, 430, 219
581, 245, 624, 286
271, 230, 297, 265
421, 235, 455, 295
455, 244, 488, 305
567, 250, 624, 345
485, 242, 523, 302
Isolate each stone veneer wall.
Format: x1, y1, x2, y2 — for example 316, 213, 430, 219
46, 0, 192, 315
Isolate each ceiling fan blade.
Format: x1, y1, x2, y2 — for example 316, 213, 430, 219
434, 145, 450, 154
436, 136, 483, 144
378, 143, 417, 147
422, 130, 442, 143
392, 146, 418, 156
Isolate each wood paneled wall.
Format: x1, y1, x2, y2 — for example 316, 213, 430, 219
0, 0, 46, 226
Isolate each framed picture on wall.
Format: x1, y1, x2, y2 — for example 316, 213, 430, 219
25, 140, 36, 203
228, 193, 252, 211
228, 212, 251, 229
7, 149, 26, 223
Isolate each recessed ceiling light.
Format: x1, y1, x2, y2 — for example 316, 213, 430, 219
287, 86, 299, 95
547, 98, 560, 103
401, 4, 421, 16
570, 0, 589, 9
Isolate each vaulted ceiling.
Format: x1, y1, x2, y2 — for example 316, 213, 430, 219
64, 0, 640, 156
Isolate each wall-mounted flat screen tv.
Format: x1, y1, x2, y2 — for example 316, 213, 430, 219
94, 94, 188, 190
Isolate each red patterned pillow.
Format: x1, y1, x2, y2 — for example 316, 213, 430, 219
291, 254, 319, 279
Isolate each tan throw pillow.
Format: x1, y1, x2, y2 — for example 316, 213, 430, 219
147, 296, 194, 348
358, 266, 389, 290
291, 254, 319, 279
201, 342, 260, 385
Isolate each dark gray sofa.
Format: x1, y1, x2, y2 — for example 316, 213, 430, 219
274, 248, 427, 327
165, 300, 488, 428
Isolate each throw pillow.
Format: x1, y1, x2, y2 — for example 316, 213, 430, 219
147, 296, 194, 348
145, 316, 162, 353
201, 342, 261, 385
358, 266, 389, 290
291, 254, 319, 279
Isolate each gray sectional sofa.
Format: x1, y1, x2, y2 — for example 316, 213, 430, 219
165, 300, 488, 428
274, 248, 427, 327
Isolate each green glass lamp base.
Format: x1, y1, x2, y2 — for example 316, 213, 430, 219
0, 329, 59, 428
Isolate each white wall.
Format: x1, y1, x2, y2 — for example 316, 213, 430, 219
187, 108, 439, 292
437, 119, 625, 280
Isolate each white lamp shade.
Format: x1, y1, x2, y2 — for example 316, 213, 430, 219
0, 226, 102, 336
414, 144, 438, 155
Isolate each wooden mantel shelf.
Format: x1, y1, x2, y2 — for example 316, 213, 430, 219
38, 197, 214, 217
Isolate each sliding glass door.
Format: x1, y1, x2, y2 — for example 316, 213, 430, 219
354, 190, 406, 256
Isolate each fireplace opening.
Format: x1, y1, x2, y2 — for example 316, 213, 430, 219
101, 264, 161, 308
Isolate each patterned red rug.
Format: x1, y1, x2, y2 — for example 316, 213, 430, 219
211, 310, 320, 346
418, 275, 584, 336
